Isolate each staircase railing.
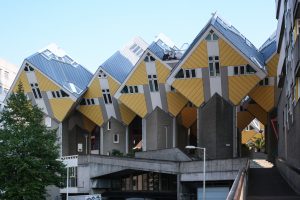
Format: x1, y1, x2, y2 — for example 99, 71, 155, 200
226, 159, 250, 200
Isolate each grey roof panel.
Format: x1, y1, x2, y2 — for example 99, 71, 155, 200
100, 51, 135, 83
259, 35, 277, 61
148, 42, 165, 60
26, 52, 93, 97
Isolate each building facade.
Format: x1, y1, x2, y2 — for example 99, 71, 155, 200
275, 0, 300, 193
0, 58, 18, 111
8, 10, 299, 199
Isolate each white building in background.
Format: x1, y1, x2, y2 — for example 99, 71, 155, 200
0, 58, 18, 110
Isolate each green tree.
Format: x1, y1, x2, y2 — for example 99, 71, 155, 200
0, 84, 65, 199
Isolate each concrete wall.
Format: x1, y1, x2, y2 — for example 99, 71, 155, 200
135, 148, 191, 161
145, 107, 174, 150
102, 118, 127, 155
198, 94, 234, 159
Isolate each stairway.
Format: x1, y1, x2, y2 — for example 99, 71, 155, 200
247, 167, 300, 200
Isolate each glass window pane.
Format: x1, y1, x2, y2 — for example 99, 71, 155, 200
234, 67, 239, 75
186, 70, 190, 78
191, 69, 196, 77
154, 80, 159, 91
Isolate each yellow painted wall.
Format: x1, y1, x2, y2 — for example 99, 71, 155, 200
126, 62, 148, 86
241, 130, 263, 144
108, 77, 120, 95
119, 94, 147, 117
228, 75, 260, 105
119, 103, 136, 125
266, 54, 279, 77
82, 116, 96, 132
180, 107, 197, 128
219, 38, 248, 67
237, 111, 255, 130
249, 86, 274, 112
166, 92, 188, 117
13, 71, 31, 93
247, 104, 267, 125
35, 70, 60, 91
156, 60, 170, 83
49, 98, 74, 122
78, 105, 104, 126
173, 79, 204, 107
181, 41, 208, 69
84, 78, 102, 98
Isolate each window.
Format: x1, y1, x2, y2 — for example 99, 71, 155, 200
79, 98, 96, 105
102, 89, 112, 104
240, 66, 245, 74
246, 64, 256, 74
148, 75, 159, 92
234, 67, 239, 75
98, 70, 107, 78
259, 78, 269, 86
45, 117, 52, 128
121, 85, 139, 94
208, 56, 220, 76
205, 30, 219, 41
30, 83, 42, 99
52, 90, 69, 98
107, 121, 111, 130
144, 53, 155, 62
175, 69, 197, 79
113, 134, 119, 143
24, 63, 34, 72
67, 167, 77, 187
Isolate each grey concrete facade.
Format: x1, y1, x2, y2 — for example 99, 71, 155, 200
145, 107, 174, 150
101, 117, 127, 155
198, 94, 234, 159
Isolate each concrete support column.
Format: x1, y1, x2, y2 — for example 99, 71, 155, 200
58, 122, 63, 157
177, 174, 182, 200
172, 117, 176, 147
125, 126, 129, 154
233, 106, 238, 158
100, 127, 103, 155
142, 118, 146, 151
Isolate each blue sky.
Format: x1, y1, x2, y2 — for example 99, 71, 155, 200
0, 1, 277, 73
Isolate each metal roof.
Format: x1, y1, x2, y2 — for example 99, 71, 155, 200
173, 14, 266, 73
99, 37, 148, 83
26, 50, 93, 98
148, 42, 165, 60
259, 33, 277, 61
100, 51, 136, 83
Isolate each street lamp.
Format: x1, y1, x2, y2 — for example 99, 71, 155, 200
185, 145, 206, 200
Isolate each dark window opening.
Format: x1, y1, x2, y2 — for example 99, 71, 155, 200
175, 69, 184, 78
121, 86, 128, 93
191, 69, 196, 77
234, 67, 239, 75
80, 99, 86, 105
61, 90, 69, 97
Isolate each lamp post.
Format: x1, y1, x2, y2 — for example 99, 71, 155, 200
185, 145, 206, 200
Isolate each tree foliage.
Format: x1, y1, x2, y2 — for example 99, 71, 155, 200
0, 84, 65, 199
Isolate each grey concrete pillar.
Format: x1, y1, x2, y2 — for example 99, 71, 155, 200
142, 118, 146, 151
100, 127, 103, 155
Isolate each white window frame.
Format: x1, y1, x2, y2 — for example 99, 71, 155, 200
148, 75, 159, 92
208, 56, 220, 77
102, 89, 112, 104
113, 133, 119, 144
107, 121, 111, 131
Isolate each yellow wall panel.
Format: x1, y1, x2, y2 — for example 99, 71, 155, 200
119, 94, 147, 117
119, 103, 136, 125
180, 107, 197, 128
82, 116, 96, 132
173, 79, 204, 107
249, 86, 274, 112
78, 105, 104, 126
228, 75, 260, 105
166, 92, 188, 117
84, 78, 102, 98
237, 111, 255, 130
219, 38, 248, 67
182, 40, 208, 69
35, 70, 60, 91
126, 62, 148, 86
13, 71, 31, 93
266, 54, 279, 77
247, 104, 267, 125
241, 130, 257, 144
49, 98, 74, 122
156, 60, 170, 84
108, 77, 120, 95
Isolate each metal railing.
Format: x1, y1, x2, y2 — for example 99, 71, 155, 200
226, 159, 250, 200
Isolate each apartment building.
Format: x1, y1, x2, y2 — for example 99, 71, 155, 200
0, 58, 18, 111
275, 0, 300, 193
7, 13, 284, 199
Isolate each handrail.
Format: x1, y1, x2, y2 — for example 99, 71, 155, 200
226, 159, 250, 200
